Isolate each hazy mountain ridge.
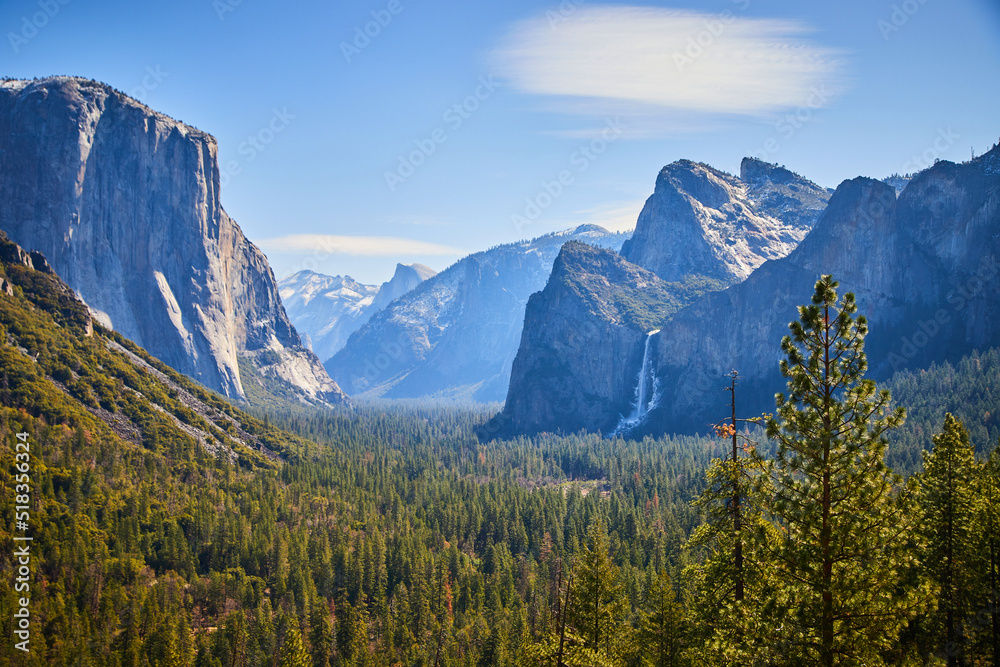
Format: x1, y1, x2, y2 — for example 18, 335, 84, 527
279, 262, 436, 363
326, 225, 630, 402
0, 76, 347, 406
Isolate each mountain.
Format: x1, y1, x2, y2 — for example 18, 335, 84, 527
484, 241, 721, 438
278, 263, 436, 363
0, 76, 347, 406
620, 158, 831, 283
639, 148, 1000, 434
371, 262, 437, 311
326, 225, 630, 402
495, 145, 1000, 437
489, 158, 831, 436
0, 230, 299, 466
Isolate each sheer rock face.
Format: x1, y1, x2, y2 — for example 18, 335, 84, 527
491, 149, 1000, 438
487, 159, 829, 437
0, 76, 347, 405
326, 225, 629, 403
620, 158, 831, 284
485, 242, 677, 438
642, 148, 1000, 434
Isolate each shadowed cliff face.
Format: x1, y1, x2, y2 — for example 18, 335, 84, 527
641, 149, 1000, 435
488, 158, 829, 437
492, 148, 1000, 439
620, 158, 830, 284
484, 241, 704, 438
0, 76, 347, 406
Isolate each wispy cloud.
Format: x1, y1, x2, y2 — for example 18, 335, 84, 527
258, 234, 466, 257
492, 6, 846, 124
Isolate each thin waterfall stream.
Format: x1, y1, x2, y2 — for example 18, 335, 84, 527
612, 329, 659, 434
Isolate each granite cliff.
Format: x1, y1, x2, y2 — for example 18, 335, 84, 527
0, 76, 347, 406
620, 158, 830, 283
496, 146, 1000, 437
489, 158, 831, 436
640, 147, 1000, 434
485, 241, 704, 437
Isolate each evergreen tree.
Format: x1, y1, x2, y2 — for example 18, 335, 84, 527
309, 601, 334, 667
764, 275, 928, 665
683, 372, 781, 664
919, 413, 977, 665
566, 522, 633, 666
639, 570, 686, 667
976, 450, 1000, 664
279, 622, 311, 667
684, 454, 780, 665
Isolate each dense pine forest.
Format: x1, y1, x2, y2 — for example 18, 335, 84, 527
0, 242, 999, 666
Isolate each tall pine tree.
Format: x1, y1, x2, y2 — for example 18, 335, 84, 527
566, 521, 634, 666
764, 275, 928, 665
639, 570, 687, 667
919, 413, 977, 666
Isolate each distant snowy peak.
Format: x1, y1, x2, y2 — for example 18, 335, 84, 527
278, 263, 435, 363
372, 263, 438, 311
278, 270, 377, 311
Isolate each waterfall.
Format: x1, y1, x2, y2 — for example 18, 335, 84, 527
613, 329, 659, 434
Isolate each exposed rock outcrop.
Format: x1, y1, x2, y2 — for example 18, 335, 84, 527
491, 158, 830, 436
484, 242, 688, 437
620, 158, 830, 283
0, 76, 347, 406
639, 147, 1000, 434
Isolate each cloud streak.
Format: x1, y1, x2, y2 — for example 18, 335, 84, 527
492, 6, 846, 119
258, 234, 466, 257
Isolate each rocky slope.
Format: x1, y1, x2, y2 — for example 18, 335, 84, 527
0, 229, 305, 465
485, 241, 709, 437
637, 146, 1000, 434
0, 76, 347, 406
326, 225, 629, 402
278, 262, 435, 363
620, 158, 830, 283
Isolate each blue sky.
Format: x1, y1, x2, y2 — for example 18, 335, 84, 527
2, 0, 999, 284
